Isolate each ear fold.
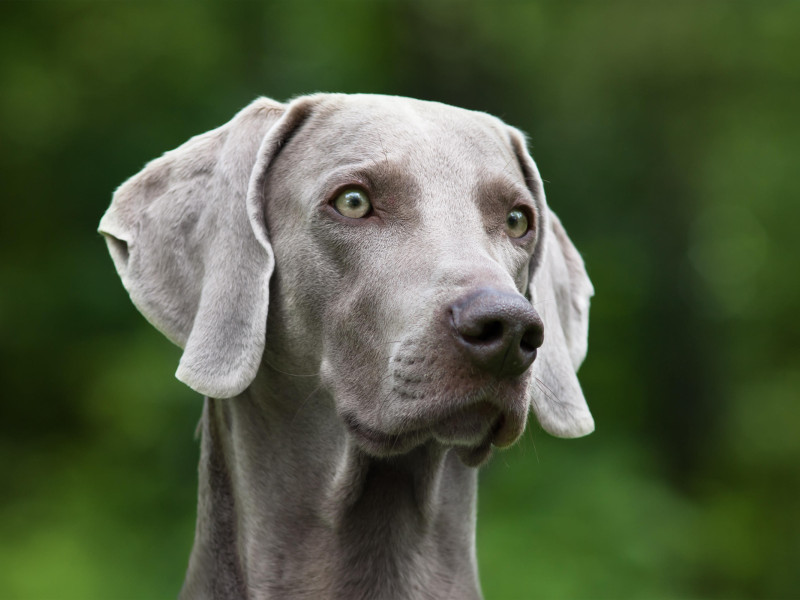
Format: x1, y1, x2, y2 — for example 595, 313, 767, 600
528, 210, 595, 437
509, 129, 595, 438
99, 97, 313, 398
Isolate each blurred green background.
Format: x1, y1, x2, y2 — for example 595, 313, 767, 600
1, 2, 798, 598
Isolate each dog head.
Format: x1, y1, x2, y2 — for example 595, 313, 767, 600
100, 94, 594, 466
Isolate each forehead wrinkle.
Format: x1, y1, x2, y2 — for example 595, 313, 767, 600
408, 144, 522, 235
413, 165, 485, 245
406, 156, 518, 248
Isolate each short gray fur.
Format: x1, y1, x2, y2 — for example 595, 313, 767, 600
99, 94, 594, 600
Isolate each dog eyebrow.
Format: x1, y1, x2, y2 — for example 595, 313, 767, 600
473, 175, 534, 212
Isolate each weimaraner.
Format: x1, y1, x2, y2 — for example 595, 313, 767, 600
99, 94, 594, 600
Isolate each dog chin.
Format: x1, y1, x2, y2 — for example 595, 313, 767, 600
342, 400, 523, 467
431, 401, 502, 445
455, 441, 495, 467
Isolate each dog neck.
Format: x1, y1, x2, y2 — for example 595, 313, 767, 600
179, 370, 483, 600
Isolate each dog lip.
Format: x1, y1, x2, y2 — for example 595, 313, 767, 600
342, 399, 514, 458
456, 438, 494, 467
341, 413, 424, 456
431, 401, 502, 446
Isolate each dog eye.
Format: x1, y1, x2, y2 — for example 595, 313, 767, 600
333, 188, 372, 218
505, 209, 529, 239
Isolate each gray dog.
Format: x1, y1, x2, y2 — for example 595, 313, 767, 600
99, 94, 594, 600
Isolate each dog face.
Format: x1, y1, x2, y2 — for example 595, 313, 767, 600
264, 95, 547, 464
99, 94, 594, 467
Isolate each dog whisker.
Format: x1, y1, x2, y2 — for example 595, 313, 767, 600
525, 422, 540, 464
535, 377, 565, 407
290, 383, 323, 426
262, 358, 319, 378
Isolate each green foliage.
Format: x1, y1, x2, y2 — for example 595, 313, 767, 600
1, 2, 798, 597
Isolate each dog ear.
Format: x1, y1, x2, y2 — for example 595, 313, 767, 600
99, 96, 315, 398
509, 129, 595, 438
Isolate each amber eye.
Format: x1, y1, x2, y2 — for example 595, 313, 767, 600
505, 209, 529, 238
333, 188, 372, 218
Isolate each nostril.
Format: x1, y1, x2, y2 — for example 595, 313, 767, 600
463, 320, 504, 345
520, 324, 544, 353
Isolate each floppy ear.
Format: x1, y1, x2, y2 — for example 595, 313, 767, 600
509, 129, 595, 438
98, 96, 314, 398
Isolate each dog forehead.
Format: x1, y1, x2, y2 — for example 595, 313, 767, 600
297, 94, 518, 172
317, 93, 501, 131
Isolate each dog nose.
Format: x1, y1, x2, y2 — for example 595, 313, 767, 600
450, 289, 544, 378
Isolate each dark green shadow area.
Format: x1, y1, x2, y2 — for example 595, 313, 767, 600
1, 2, 798, 598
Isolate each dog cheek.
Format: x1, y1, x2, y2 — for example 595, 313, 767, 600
319, 303, 389, 422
